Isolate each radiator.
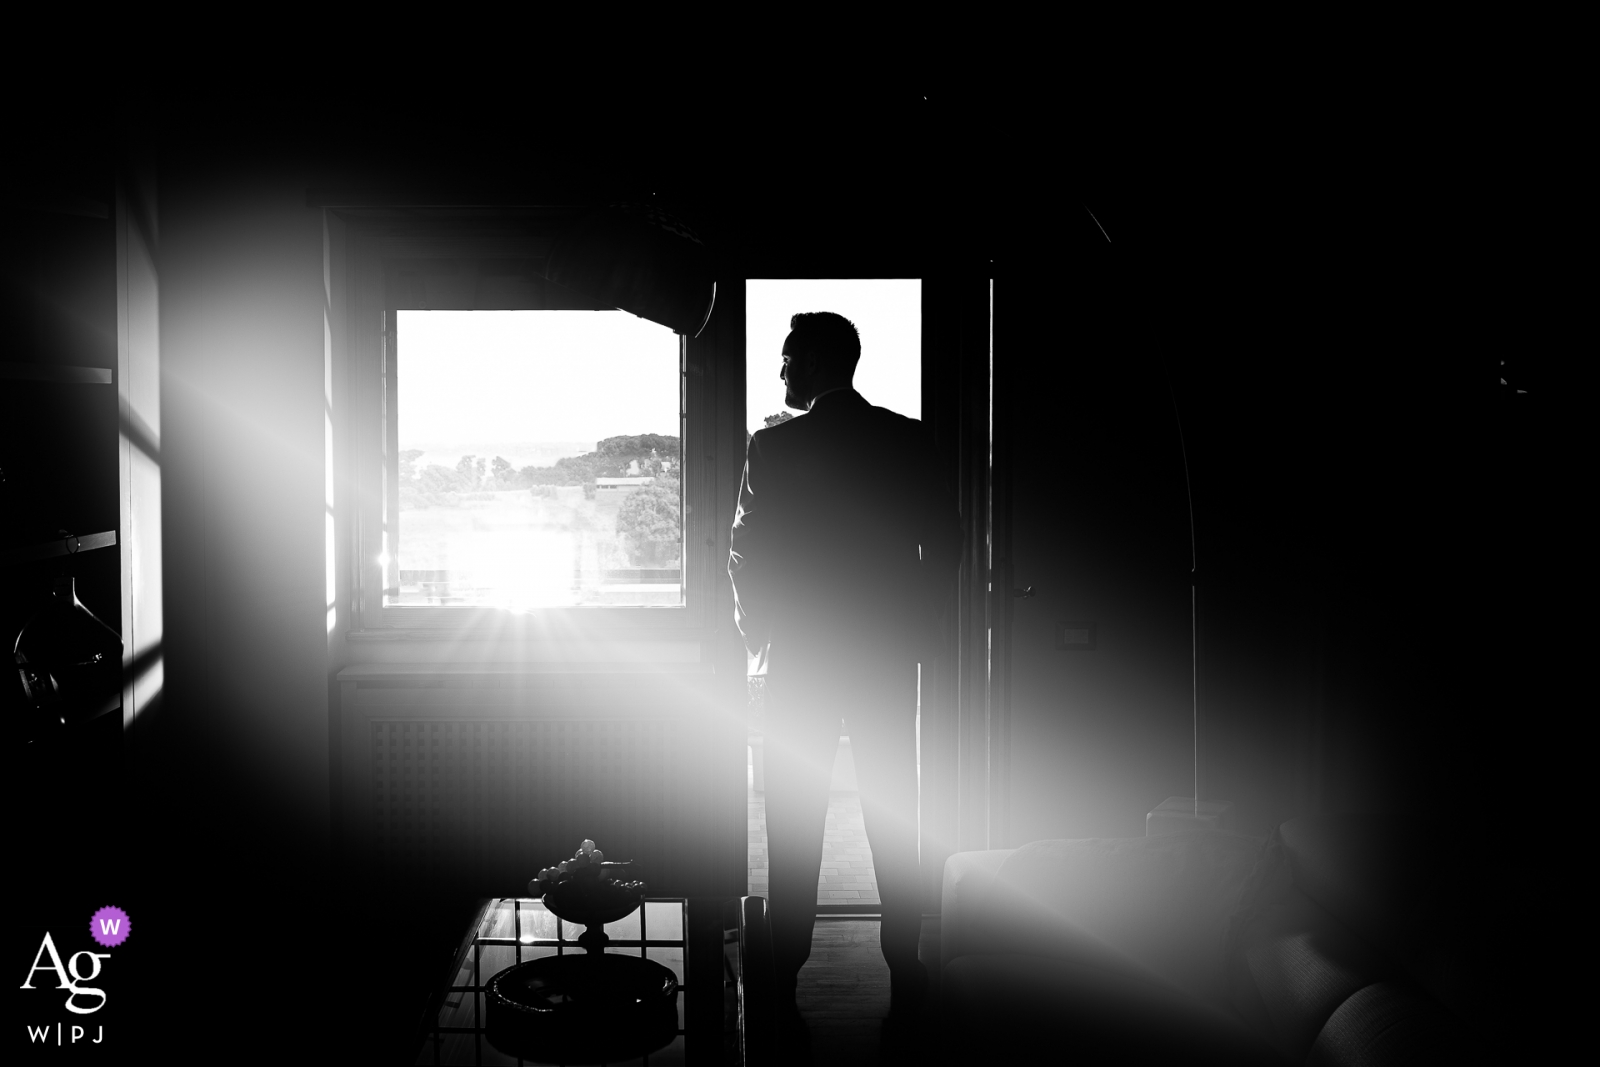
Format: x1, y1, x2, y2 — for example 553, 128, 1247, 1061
368, 717, 682, 888
337, 665, 742, 896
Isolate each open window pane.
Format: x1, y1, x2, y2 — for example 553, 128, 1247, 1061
389, 310, 683, 609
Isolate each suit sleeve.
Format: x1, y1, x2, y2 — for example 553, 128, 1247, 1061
728, 432, 773, 656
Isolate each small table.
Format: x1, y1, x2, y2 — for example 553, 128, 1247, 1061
417, 897, 689, 1066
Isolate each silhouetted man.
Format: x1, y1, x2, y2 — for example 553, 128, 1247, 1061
729, 312, 962, 1020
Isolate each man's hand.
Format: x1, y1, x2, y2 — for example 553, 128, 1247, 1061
730, 437, 773, 658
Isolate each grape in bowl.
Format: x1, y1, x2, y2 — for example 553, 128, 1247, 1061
528, 839, 647, 934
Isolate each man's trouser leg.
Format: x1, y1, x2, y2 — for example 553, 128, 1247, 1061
761, 672, 841, 997
845, 661, 922, 977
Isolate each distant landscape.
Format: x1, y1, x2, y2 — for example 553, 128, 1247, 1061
398, 441, 598, 473
393, 434, 682, 607
399, 434, 678, 501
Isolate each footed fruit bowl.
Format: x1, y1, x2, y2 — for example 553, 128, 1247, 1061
486, 840, 676, 1062
527, 838, 647, 948
541, 876, 647, 931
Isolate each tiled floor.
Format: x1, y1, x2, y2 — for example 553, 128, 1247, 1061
748, 788, 881, 905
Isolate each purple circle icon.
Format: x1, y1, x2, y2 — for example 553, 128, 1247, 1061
90, 906, 130, 948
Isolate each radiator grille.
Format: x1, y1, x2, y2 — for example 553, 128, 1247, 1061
370, 719, 680, 887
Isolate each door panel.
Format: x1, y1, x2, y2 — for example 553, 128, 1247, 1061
1000, 268, 1196, 844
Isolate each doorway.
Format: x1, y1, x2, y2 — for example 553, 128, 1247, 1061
742, 279, 922, 909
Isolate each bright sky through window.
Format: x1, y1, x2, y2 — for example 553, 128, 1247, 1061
398, 311, 678, 451
392, 310, 682, 609
746, 279, 921, 435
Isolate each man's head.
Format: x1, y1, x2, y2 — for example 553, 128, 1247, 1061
781, 312, 861, 410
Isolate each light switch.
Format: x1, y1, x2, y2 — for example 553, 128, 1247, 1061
1056, 623, 1097, 651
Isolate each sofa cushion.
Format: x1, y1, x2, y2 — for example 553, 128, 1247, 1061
938, 848, 1013, 975
1233, 884, 1395, 1061
1222, 824, 1393, 1060
942, 952, 1288, 1066
1280, 816, 1418, 954
973, 831, 1264, 1013
1279, 815, 1491, 1032
1307, 980, 1483, 1066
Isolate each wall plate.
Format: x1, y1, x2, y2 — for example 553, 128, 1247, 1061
1055, 622, 1097, 651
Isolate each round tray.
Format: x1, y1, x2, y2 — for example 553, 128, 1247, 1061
484, 954, 679, 1063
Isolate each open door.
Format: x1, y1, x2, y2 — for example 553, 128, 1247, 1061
743, 278, 923, 913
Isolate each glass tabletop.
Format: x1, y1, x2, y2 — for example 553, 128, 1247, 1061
416, 897, 688, 1066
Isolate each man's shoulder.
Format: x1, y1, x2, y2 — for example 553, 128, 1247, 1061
749, 398, 927, 453
861, 404, 933, 447
749, 414, 806, 449
867, 404, 924, 431
824, 392, 926, 435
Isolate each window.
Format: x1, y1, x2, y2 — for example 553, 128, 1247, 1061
386, 310, 683, 610
340, 214, 722, 638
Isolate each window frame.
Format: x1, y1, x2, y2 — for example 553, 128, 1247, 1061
341, 209, 720, 642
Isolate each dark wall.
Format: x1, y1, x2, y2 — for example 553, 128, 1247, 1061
4, 123, 137, 1056
988, 131, 1567, 847
1008, 179, 1562, 846
1173, 355, 1555, 826
1, 139, 121, 634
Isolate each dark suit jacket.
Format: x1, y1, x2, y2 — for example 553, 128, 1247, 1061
728, 389, 963, 670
